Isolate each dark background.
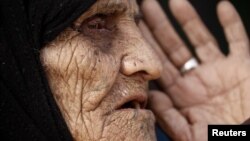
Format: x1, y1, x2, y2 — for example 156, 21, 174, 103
154, 0, 250, 140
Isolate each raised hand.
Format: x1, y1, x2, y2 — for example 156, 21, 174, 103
140, 0, 250, 140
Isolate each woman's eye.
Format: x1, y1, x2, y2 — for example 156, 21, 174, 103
72, 13, 115, 38
84, 14, 111, 32
87, 17, 106, 30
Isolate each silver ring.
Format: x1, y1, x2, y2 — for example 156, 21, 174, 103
180, 58, 199, 74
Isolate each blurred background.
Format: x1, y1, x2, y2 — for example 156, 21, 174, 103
154, 0, 250, 140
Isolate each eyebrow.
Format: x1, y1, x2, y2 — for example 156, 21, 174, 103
74, 0, 141, 26
96, 0, 143, 22
95, 0, 129, 15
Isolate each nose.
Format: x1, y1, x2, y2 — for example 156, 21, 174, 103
120, 26, 162, 80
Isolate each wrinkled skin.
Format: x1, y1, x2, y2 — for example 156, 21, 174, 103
140, 0, 250, 141
40, 0, 162, 141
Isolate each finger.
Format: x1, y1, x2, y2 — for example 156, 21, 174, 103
169, 0, 224, 63
139, 21, 180, 87
217, 1, 250, 57
148, 91, 191, 141
141, 0, 192, 68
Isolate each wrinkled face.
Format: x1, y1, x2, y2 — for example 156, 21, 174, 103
40, 0, 162, 141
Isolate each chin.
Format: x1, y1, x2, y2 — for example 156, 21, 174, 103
100, 109, 157, 141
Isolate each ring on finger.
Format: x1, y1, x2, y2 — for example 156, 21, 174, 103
180, 57, 199, 74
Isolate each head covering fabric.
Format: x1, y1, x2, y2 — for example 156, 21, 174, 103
0, 0, 96, 140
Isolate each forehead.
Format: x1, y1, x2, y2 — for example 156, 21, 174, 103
75, 0, 140, 24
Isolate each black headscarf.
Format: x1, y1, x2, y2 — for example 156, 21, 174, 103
0, 0, 96, 140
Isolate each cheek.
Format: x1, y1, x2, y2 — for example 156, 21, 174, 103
40, 38, 121, 111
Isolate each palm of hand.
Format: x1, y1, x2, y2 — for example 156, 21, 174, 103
168, 55, 250, 140
172, 55, 250, 120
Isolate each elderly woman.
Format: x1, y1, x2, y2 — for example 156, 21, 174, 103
1, 0, 250, 141
1, 0, 161, 140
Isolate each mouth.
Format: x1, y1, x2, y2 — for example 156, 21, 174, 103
115, 92, 148, 111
